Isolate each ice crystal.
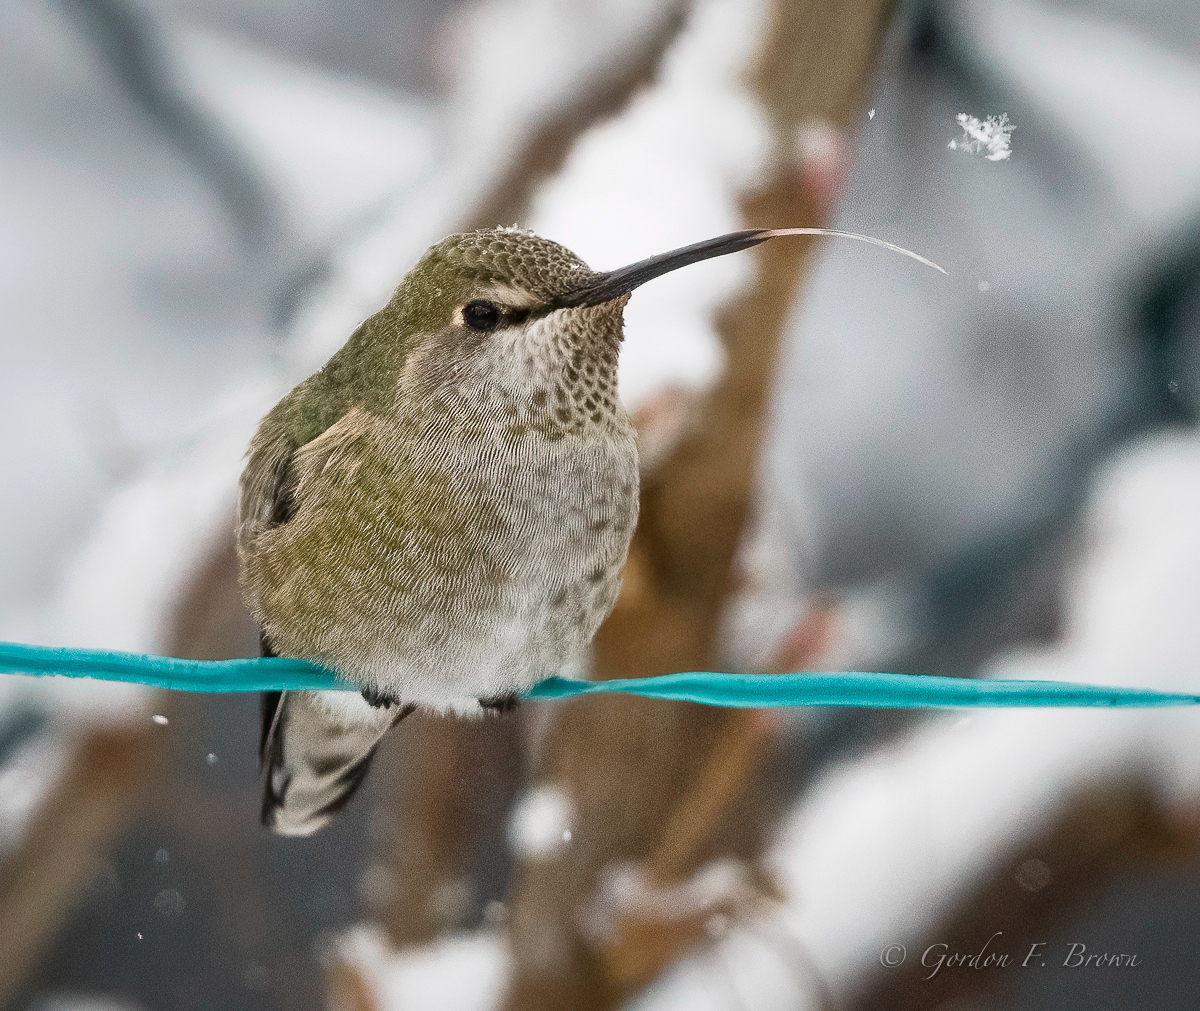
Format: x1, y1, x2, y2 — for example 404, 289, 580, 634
948, 112, 1014, 161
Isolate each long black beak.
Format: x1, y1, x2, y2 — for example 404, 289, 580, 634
558, 227, 946, 308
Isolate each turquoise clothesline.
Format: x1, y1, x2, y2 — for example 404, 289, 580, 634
2, 640, 1198, 709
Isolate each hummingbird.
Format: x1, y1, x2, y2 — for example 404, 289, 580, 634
238, 225, 943, 835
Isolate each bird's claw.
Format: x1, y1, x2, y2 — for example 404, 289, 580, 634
361, 686, 403, 709
480, 693, 521, 713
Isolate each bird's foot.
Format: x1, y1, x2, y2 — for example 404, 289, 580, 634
480, 693, 521, 714
361, 686, 404, 709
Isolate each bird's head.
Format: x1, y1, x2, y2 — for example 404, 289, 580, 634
355, 225, 942, 425
390, 224, 825, 344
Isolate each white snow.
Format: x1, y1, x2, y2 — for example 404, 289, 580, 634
528, 0, 772, 406
581, 858, 756, 946
339, 924, 510, 1011
53, 378, 276, 657
171, 24, 437, 236
628, 923, 818, 1011
506, 783, 575, 860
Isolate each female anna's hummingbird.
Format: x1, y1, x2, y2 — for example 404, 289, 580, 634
238, 226, 942, 835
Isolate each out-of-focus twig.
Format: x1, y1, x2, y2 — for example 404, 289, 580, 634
0, 728, 151, 1006
59, 0, 286, 249
327, 959, 382, 1011
465, 2, 690, 230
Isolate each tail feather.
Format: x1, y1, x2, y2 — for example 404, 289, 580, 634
258, 634, 284, 770
259, 689, 283, 769
259, 689, 414, 836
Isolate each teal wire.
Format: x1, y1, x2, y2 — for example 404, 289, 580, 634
2, 640, 1198, 708
526, 673, 1200, 708
0, 641, 341, 693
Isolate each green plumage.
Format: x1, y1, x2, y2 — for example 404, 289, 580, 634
240, 229, 637, 739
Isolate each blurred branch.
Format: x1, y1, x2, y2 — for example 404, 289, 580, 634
58, 0, 287, 249
327, 959, 382, 1011
355, 0, 695, 961
466, 2, 690, 229
368, 712, 524, 947
643, 711, 777, 887
600, 709, 780, 987
501, 2, 898, 1007
0, 727, 151, 1007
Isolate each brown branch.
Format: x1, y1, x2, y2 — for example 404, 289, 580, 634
501, 3, 898, 1008
465, 2, 691, 230
358, 0, 697, 957
327, 960, 382, 1011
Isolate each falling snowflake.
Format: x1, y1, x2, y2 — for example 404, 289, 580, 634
507, 783, 574, 859
153, 888, 186, 917
947, 113, 1013, 162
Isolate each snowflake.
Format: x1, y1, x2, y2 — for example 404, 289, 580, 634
947, 113, 1013, 162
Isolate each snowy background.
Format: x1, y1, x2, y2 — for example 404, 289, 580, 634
2, 0, 1199, 1009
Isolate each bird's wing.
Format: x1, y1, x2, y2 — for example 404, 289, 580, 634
238, 422, 303, 552
237, 318, 370, 549
239, 398, 378, 552
241, 415, 311, 782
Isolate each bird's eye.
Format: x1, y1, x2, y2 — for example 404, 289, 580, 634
463, 300, 501, 332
